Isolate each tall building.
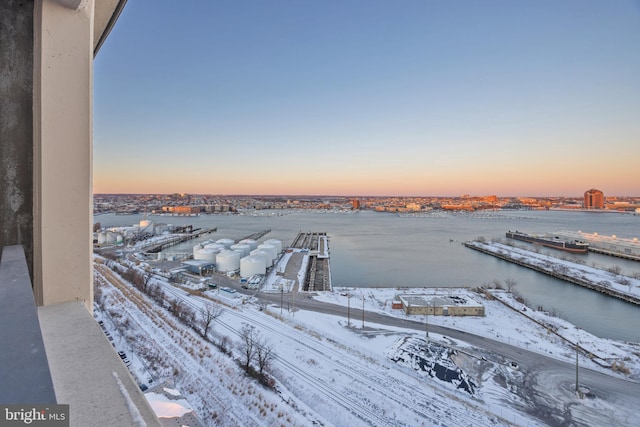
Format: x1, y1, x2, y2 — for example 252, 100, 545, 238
584, 188, 605, 209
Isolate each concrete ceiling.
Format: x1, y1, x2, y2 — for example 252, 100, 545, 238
93, 0, 127, 57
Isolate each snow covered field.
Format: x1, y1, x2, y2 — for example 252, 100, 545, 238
94, 254, 640, 426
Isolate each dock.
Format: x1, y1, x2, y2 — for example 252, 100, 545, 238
144, 227, 216, 254
291, 232, 331, 291
235, 229, 271, 243
464, 241, 640, 306
552, 231, 640, 262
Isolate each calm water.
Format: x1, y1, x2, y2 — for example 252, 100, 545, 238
97, 209, 640, 342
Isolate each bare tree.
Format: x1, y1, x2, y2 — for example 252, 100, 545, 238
238, 324, 259, 373
181, 306, 196, 327
255, 339, 275, 377
505, 278, 517, 293
170, 298, 184, 318
199, 303, 222, 338
608, 265, 622, 276
143, 270, 153, 292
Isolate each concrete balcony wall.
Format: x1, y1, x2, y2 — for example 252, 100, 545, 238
33, 0, 94, 308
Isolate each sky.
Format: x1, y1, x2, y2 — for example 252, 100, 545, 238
94, 0, 640, 197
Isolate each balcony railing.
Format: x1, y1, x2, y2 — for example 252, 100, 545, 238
0, 245, 161, 426
0, 245, 56, 404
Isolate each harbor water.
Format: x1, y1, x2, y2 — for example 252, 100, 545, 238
96, 209, 640, 342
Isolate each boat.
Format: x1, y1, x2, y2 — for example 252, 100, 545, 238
506, 230, 589, 254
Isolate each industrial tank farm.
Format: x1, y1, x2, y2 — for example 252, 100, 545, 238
240, 255, 267, 278
193, 248, 219, 263
230, 243, 251, 257
215, 238, 234, 249
216, 249, 241, 273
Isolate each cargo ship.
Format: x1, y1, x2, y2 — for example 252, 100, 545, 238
506, 231, 589, 254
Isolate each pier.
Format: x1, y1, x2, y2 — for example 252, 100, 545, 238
144, 227, 216, 253
235, 229, 271, 243
553, 231, 640, 262
464, 241, 640, 306
291, 232, 331, 291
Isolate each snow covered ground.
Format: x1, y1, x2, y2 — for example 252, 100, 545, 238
465, 240, 640, 301
94, 253, 640, 426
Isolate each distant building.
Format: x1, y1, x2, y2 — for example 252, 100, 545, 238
352, 199, 360, 210
584, 188, 604, 209
397, 294, 485, 317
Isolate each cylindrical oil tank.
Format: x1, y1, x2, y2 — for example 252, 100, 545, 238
251, 249, 272, 267
239, 239, 258, 250
240, 255, 266, 278
106, 231, 118, 244
263, 239, 282, 254
204, 243, 226, 251
139, 219, 154, 234
230, 243, 251, 257
194, 248, 219, 263
257, 243, 277, 264
216, 249, 240, 273
193, 243, 203, 257
216, 238, 234, 249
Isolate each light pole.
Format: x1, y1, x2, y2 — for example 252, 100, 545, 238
347, 294, 351, 327
425, 313, 429, 339
575, 341, 580, 397
280, 285, 283, 315
361, 294, 365, 329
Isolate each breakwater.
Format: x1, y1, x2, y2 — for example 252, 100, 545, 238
465, 241, 640, 306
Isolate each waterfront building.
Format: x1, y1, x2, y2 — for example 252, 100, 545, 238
398, 294, 485, 316
584, 188, 605, 209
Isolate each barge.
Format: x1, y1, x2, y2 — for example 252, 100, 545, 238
506, 230, 589, 254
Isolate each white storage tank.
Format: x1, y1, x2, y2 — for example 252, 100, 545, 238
106, 231, 119, 244
139, 219, 154, 234
216, 249, 240, 273
240, 255, 266, 278
204, 243, 226, 251
97, 232, 107, 245
251, 249, 272, 267
230, 243, 251, 257
239, 239, 258, 250
193, 243, 203, 257
257, 243, 277, 264
216, 238, 235, 249
263, 239, 282, 254
194, 248, 219, 263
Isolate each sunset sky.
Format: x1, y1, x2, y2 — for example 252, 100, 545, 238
94, 0, 640, 197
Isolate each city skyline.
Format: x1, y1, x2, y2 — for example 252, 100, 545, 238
94, 1, 640, 197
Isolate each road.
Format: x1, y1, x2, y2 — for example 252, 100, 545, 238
249, 288, 640, 426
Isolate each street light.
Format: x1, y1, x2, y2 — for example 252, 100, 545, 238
347, 293, 351, 327
362, 293, 365, 329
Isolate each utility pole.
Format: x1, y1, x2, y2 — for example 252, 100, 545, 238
425, 313, 429, 339
575, 341, 580, 397
361, 294, 365, 329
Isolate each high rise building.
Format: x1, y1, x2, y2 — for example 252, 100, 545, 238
584, 188, 604, 209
